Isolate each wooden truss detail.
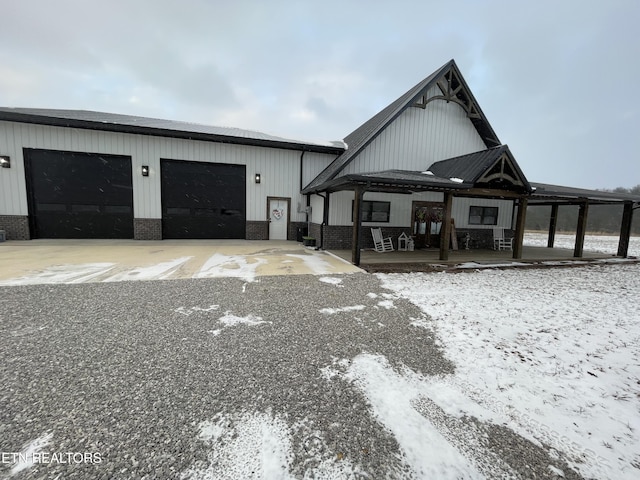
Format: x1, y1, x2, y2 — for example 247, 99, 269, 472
413, 67, 481, 120
478, 153, 524, 187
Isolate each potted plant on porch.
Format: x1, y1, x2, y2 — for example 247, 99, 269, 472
302, 236, 316, 247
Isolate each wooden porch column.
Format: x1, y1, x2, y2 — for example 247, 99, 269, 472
574, 201, 589, 257
513, 197, 528, 259
439, 192, 453, 261
547, 204, 558, 248
617, 202, 634, 257
351, 187, 364, 266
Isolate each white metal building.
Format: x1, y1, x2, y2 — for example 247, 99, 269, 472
1, 59, 637, 262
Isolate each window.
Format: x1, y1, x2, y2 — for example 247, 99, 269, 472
469, 206, 498, 225
351, 201, 391, 223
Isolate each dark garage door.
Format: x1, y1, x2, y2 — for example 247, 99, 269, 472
161, 159, 246, 239
25, 149, 134, 239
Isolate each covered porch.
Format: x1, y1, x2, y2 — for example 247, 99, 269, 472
329, 243, 625, 272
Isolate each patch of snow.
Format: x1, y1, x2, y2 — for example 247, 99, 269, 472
218, 312, 269, 328
524, 232, 640, 257
174, 305, 220, 316
0, 263, 114, 285
345, 354, 484, 478
457, 261, 529, 269
379, 264, 640, 479
104, 256, 192, 282
366, 292, 378, 299
195, 253, 267, 282
9, 432, 53, 475
449, 177, 464, 183
182, 412, 357, 479
318, 305, 366, 315
285, 254, 332, 275
376, 300, 395, 309
318, 276, 343, 286
421, 171, 434, 175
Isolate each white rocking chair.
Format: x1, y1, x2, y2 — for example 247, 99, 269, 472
493, 228, 513, 251
371, 228, 394, 253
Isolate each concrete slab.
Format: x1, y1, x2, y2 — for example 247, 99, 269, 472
0, 239, 363, 285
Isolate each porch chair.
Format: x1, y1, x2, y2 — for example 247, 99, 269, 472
493, 228, 513, 251
371, 228, 394, 253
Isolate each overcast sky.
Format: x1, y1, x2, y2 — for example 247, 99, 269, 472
1, 0, 638, 189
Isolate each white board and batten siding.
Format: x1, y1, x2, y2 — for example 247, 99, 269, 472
327, 191, 444, 227
341, 85, 487, 177
452, 197, 514, 229
0, 120, 336, 221
324, 191, 513, 230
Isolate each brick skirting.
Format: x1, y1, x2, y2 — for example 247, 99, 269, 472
0, 215, 30, 240
246, 221, 269, 240
134, 218, 162, 240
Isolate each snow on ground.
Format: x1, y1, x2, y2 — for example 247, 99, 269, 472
0, 263, 115, 285
195, 253, 267, 282
181, 412, 357, 480
104, 256, 192, 282
207, 312, 271, 336
318, 305, 366, 315
379, 264, 640, 480
8, 432, 53, 476
524, 232, 640, 257
286, 254, 332, 274
345, 354, 484, 479
318, 277, 343, 287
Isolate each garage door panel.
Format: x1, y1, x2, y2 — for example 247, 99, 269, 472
161, 159, 246, 239
25, 149, 134, 239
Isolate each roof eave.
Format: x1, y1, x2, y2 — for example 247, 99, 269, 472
0, 111, 345, 155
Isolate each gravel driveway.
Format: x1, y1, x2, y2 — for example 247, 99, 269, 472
0, 274, 581, 479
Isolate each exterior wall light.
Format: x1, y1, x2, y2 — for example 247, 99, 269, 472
255, 173, 261, 184
0, 156, 10, 168
141, 165, 149, 176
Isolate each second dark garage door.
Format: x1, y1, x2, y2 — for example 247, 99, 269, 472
161, 159, 246, 239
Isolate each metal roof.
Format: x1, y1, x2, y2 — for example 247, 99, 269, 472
316, 169, 474, 193
428, 145, 532, 193
0, 107, 346, 155
303, 59, 501, 192
530, 183, 640, 204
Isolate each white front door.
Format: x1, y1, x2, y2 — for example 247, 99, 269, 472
268, 198, 288, 240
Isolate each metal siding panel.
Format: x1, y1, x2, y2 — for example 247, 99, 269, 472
342, 96, 486, 177
328, 191, 445, 227
452, 197, 513, 229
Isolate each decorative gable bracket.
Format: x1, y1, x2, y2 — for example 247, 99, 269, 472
478, 153, 525, 187
413, 66, 481, 120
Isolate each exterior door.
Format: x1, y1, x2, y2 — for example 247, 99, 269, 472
412, 201, 444, 248
161, 159, 246, 239
268, 197, 289, 240
24, 149, 134, 239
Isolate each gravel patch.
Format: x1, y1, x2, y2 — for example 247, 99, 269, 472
0, 273, 585, 479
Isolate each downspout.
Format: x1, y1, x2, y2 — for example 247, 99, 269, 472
299, 150, 306, 192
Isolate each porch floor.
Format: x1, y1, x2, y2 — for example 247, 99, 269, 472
328, 245, 619, 271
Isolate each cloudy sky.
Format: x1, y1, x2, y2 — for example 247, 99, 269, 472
1, 0, 638, 189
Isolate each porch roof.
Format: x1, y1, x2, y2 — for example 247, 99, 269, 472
529, 183, 640, 205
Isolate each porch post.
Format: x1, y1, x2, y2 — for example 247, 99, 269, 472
547, 204, 558, 248
617, 201, 634, 257
574, 201, 589, 257
352, 187, 364, 266
439, 192, 453, 261
513, 197, 528, 259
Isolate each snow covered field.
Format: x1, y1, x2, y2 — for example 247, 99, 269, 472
524, 232, 640, 257
379, 263, 640, 479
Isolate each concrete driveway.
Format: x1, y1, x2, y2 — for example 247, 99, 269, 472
0, 239, 362, 285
